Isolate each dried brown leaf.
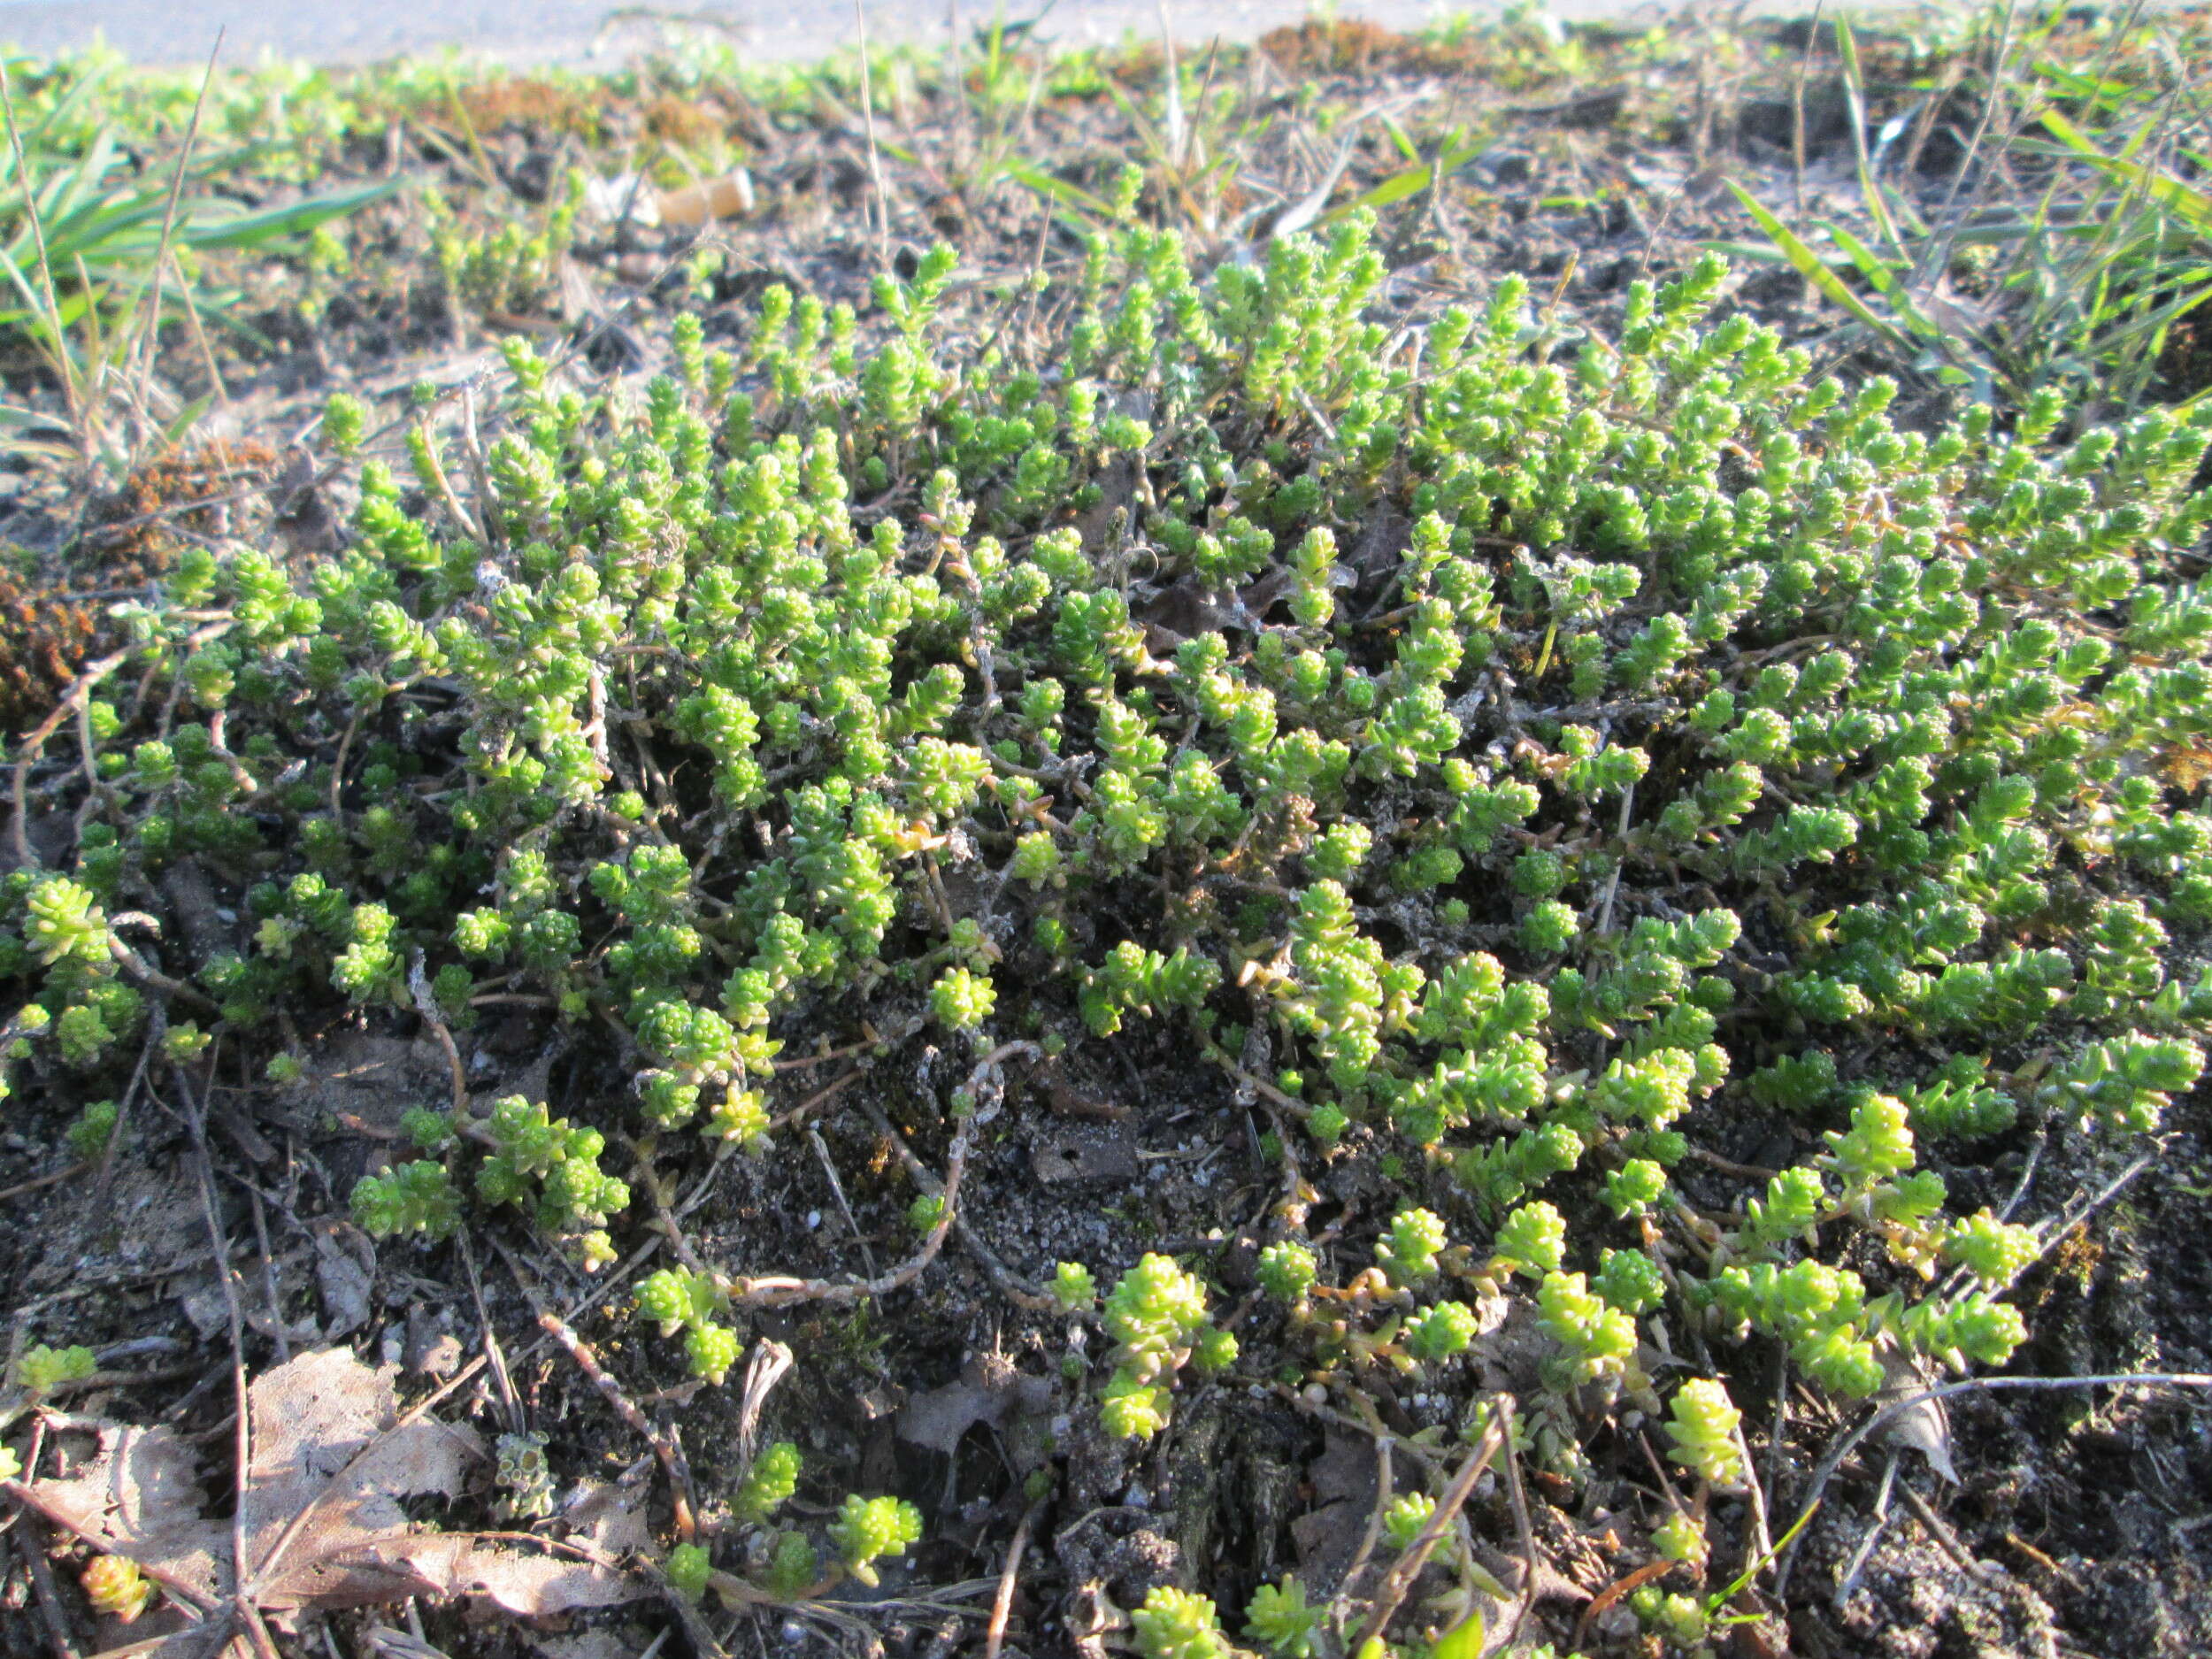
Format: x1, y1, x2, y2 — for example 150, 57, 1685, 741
27, 1347, 645, 1618
29, 1421, 227, 1595
314, 1227, 377, 1340
897, 1354, 1054, 1456
392, 1534, 644, 1617
562, 1469, 654, 1557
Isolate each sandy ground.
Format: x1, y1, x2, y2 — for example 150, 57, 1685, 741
0, 0, 1678, 69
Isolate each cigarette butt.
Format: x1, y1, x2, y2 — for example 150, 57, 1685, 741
658, 168, 756, 227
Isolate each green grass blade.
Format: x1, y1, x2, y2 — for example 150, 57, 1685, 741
1325, 134, 1486, 223
1002, 159, 1114, 219
2040, 107, 2212, 234
1724, 180, 1912, 351
1819, 219, 1949, 341
1835, 16, 1907, 259
176, 178, 402, 251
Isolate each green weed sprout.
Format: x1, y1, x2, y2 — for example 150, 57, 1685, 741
81, 1555, 152, 1624
1653, 1511, 1708, 1565
1133, 1586, 1233, 1659
351, 1159, 462, 1240
25, 877, 114, 965
1097, 1253, 1219, 1439
765, 1531, 818, 1597
1256, 1240, 1318, 1303
1405, 1301, 1479, 1362
1381, 1492, 1436, 1551
829, 1494, 923, 1586
1244, 1578, 1324, 1658
19, 1344, 96, 1395
735, 1441, 802, 1524
1633, 1585, 1710, 1647
1665, 1379, 1746, 1486
66, 1099, 119, 1163
1375, 1208, 1448, 1286
635, 1266, 742, 1384
1051, 1261, 1098, 1310
931, 965, 996, 1029
666, 1541, 711, 1601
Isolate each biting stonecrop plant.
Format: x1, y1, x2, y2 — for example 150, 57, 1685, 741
5, 204, 2212, 1624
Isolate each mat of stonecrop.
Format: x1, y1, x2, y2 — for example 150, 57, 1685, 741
1, 6, 2210, 1658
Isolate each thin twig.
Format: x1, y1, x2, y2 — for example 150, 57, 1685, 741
132, 29, 226, 456
107, 935, 220, 1015
1832, 1452, 1898, 1609
1774, 1370, 2212, 1596
733, 1339, 794, 1468
454, 1228, 520, 1432
1596, 779, 1636, 936
982, 1497, 1047, 1659
1351, 1410, 1508, 1652
853, 0, 892, 268
1789, 1, 1827, 226
1732, 1417, 1774, 1580
412, 420, 483, 544
1999, 1149, 2154, 1300
1498, 1401, 1540, 1647
854, 1094, 1055, 1310
246, 1185, 289, 1364
1893, 1479, 1998, 1587
809, 1124, 878, 1279
1336, 1435, 1394, 1603
723, 1042, 1036, 1310
409, 951, 469, 1118
770, 1064, 870, 1129
12, 649, 132, 870
14, 1516, 84, 1659
0, 1161, 87, 1204
534, 1305, 697, 1542
0, 58, 84, 456
458, 385, 503, 553
173, 1066, 253, 1613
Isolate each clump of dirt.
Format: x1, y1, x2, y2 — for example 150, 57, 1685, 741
2157, 308, 2212, 405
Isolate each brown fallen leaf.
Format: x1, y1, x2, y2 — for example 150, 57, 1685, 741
561, 1463, 655, 1557
1874, 1353, 1958, 1485
314, 1226, 378, 1340
25, 1347, 646, 1622
897, 1353, 1055, 1457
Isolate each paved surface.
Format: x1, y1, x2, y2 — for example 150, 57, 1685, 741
0, 0, 1668, 70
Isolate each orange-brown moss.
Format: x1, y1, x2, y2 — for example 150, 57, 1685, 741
0, 441, 275, 733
